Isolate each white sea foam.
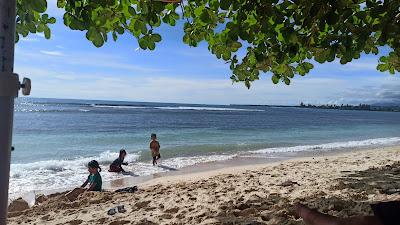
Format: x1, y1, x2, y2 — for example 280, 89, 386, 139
91, 104, 264, 112
91, 105, 150, 109
250, 137, 400, 154
155, 106, 264, 112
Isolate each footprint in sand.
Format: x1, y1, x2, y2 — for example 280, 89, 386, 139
67, 219, 83, 225
135, 200, 151, 208
108, 220, 130, 225
40, 214, 51, 221
135, 219, 158, 225
159, 213, 173, 219
164, 207, 179, 214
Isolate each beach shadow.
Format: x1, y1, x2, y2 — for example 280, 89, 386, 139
157, 165, 178, 171
334, 161, 400, 195
122, 171, 139, 177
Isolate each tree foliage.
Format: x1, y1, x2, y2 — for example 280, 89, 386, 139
16, 0, 400, 87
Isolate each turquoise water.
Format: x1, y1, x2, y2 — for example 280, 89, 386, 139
9, 97, 400, 199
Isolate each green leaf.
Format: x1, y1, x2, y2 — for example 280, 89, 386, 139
222, 52, 231, 60
389, 67, 395, 74
284, 77, 290, 85
220, 0, 231, 10
140, 2, 149, 14
271, 75, 280, 84
48, 17, 56, 24
148, 41, 156, 50
245, 80, 251, 89
86, 29, 104, 47
141, 24, 147, 34
304, 62, 314, 70
139, 38, 148, 50
44, 26, 51, 39
231, 41, 242, 49
116, 26, 124, 35
112, 32, 118, 41
134, 20, 142, 32
37, 23, 45, 32
128, 6, 136, 16
57, 0, 66, 8
30, 0, 47, 13
377, 64, 388, 72
151, 34, 162, 42
42, 14, 49, 21
288, 32, 298, 44
200, 9, 211, 23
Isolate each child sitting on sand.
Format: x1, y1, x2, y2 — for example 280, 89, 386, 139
150, 133, 161, 166
81, 160, 102, 191
109, 149, 128, 173
65, 160, 102, 201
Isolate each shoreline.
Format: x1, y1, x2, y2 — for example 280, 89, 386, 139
105, 143, 400, 189
139, 145, 399, 186
8, 145, 400, 224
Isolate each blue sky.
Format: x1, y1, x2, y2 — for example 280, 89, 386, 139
14, 0, 400, 105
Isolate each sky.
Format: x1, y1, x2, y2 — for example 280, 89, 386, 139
14, 1, 400, 105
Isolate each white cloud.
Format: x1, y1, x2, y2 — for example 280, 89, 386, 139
17, 48, 165, 73
314, 57, 381, 73
339, 59, 379, 71
54, 75, 76, 80
20, 37, 39, 42
40, 50, 64, 56
35, 33, 45, 38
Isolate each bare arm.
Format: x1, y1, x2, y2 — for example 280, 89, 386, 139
81, 179, 89, 188
87, 182, 97, 191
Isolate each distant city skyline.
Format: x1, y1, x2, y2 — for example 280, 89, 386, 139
14, 0, 400, 105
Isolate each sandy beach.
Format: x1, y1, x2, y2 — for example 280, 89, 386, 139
7, 146, 400, 225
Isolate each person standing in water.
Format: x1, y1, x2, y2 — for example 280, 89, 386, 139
150, 133, 161, 166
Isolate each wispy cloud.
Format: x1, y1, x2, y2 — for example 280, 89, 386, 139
16, 48, 165, 73
54, 75, 76, 81
339, 59, 379, 71
40, 50, 64, 56
35, 33, 45, 38
20, 37, 39, 42
69, 59, 166, 73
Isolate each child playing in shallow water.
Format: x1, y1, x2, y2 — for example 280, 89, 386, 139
150, 133, 161, 166
109, 149, 128, 173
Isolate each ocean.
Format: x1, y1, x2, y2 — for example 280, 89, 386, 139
9, 97, 400, 200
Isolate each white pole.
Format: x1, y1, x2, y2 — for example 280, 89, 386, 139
0, 0, 17, 224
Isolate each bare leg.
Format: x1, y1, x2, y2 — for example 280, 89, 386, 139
65, 187, 85, 201
294, 203, 383, 225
